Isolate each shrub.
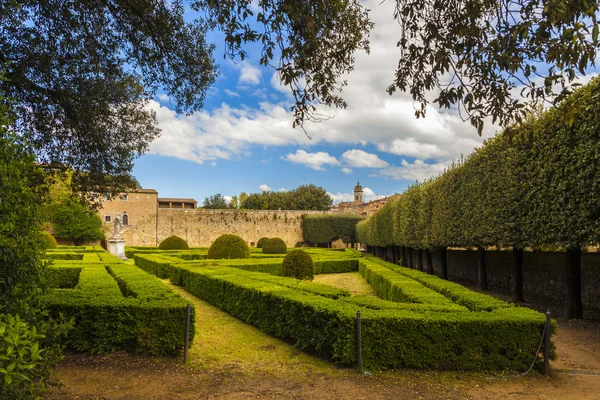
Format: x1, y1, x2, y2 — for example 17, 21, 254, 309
159, 235, 189, 250
256, 237, 269, 248
41, 231, 58, 249
282, 249, 314, 280
208, 234, 250, 259
295, 241, 304, 247
302, 214, 363, 244
262, 237, 287, 254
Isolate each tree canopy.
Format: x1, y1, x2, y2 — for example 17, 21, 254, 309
241, 184, 332, 210
1, 0, 217, 193
199, 0, 599, 134
203, 193, 229, 209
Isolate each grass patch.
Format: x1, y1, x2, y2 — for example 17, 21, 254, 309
161, 279, 341, 379
313, 272, 378, 297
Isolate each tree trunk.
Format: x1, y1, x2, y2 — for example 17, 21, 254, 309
564, 248, 583, 319
439, 248, 448, 279
401, 247, 407, 267
417, 249, 423, 271
407, 247, 413, 269
387, 246, 394, 262
426, 250, 434, 274
512, 248, 524, 303
477, 247, 487, 290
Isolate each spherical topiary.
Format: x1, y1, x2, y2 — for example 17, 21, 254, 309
159, 235, 189, 250
282, 249, 314, 280
208, 234, 250, 259
262, 237, 287, 254
256, 237, 269, 248
41, 231, 58, 249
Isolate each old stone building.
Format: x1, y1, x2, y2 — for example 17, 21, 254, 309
96, 189, 331, 247
97, 189, 160, 246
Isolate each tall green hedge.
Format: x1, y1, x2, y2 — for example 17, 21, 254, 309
356, 77, 600, 317
359, 77, 600, 250
302, 214, 363, 244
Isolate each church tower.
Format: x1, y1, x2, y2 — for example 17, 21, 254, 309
353, 180, 364, 203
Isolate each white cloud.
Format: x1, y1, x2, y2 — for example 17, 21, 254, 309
147, 0, 503, 182
341, 167, 353, 174
282, 150, 340, 171
363, 187, 386, 201
259, 184, 272, 192
238, 62, 262, 85
376, 159, 451, 181
260, 159, 271, 164
224, 89, 240, 97
327, 192, 354, 203
342, 149, 388, 168
379, 138, 447, 158
156, 94, 170, 102
223, 196, 233, 204
279, 188, 287, 192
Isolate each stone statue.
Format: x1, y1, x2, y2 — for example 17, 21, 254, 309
112, 212, 122, 239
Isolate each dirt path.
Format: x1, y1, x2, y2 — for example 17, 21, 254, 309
43, 279, 600, 400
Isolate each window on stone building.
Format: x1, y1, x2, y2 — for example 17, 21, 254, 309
104, 215, 111, 223
120, 194, 128, 201
146, 196, 149, 200
103, 193, 111, 201
122, 214, 129, 226
136, 195, 140, 200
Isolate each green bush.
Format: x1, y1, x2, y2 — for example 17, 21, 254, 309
208, 234, 250, 259
262, 237, 287, 254
41, 231, 58, 249
256, 237, 269, 248
295, 241, 304, 247
159, 235, 189, 250
282, 249, 314, 280
302, 214, 363, 244
0, 314, 46, 398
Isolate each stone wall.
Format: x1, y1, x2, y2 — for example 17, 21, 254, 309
427, 249, 600, 313
156, 209, 333, 248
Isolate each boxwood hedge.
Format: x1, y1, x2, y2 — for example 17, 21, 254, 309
43, 251, 193, 356
134, 250, 553, 371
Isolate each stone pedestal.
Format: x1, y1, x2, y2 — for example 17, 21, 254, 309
108, 238, 127, 260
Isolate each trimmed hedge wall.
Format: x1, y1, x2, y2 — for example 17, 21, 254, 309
44, 252, 193, 356
134, 251, 553, 371
356, 77, 600, 317
302, 214, 363, 244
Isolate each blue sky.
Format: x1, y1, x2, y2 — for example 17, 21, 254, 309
132, 0, 598, 205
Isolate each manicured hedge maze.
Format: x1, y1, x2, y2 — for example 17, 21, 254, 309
134, 248, 552, 371
43, 248, 193, 356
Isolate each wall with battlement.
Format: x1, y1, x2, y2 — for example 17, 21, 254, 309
110, 208, 336, 247
156, 209, 333, 247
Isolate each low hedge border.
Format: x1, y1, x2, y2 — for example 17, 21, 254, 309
134, 252, 553, 371
43, 256, 193, 356
46, 266, 82, 288
359, 259, 462, 308
368, 258, 510, 312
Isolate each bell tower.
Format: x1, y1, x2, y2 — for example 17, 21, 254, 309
353, 180, 363, 203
